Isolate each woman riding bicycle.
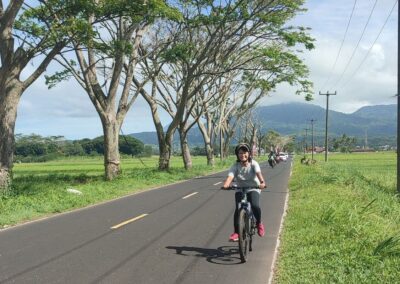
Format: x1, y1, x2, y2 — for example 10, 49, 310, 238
222, 143, 266, 242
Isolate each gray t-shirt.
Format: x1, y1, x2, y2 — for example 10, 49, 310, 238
228, 160, 261, 193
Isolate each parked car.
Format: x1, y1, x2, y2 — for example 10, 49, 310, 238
278, 152, 288, 162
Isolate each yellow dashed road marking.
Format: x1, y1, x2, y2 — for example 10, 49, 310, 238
111, 213, 148, 230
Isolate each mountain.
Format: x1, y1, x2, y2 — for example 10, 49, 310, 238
129, 131, 160, 145
130, 103, 397, 146
353, 104, 397, 121
130, 129, 204, 146
254, 103, 396, 137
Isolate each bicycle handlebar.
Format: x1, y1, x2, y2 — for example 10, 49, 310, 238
221, 186, 261, 190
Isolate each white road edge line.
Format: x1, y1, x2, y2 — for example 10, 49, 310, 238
111, 213, 148, 230
268, 154, 293, 283
290, 161, 293, 176
268, 189, 289, 284
213, 182, 222, 185
182, 192, 198, 199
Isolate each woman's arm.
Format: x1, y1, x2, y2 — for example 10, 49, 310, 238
222, 175, 234, 189
256, 172, 266, 189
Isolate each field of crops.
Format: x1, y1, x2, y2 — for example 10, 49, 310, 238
275, 152, 399, 283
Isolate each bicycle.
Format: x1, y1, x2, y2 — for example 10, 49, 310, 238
223, 186, 258, 263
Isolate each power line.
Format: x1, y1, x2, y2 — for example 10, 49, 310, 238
330, 0, 379, 90
339, 0, 398, 90
321, 0, 357, 91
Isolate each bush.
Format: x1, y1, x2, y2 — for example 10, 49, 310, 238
142, 145, 153, 157
191, 146, 206, 156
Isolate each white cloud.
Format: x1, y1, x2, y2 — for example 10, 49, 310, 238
267, 0, 397, 113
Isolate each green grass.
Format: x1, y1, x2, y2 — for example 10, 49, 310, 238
275, 152, 399, 283
0, 155, 243, 229
3, 152, 399, 282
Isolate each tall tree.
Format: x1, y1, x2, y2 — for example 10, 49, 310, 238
0, 1, 92, 191
263, 130, 292, 153
193, 76, 230, 166
167, 0, 314, 164
134, 0, 314, 170
131, 23, 174, 170
47, 1, 180, 180
145, 0, 313, 168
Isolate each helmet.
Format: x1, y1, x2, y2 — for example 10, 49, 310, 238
235, 143, 252, 162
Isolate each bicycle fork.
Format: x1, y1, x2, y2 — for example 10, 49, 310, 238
239, 201, 256, 251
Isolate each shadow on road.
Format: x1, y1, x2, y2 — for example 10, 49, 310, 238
166, 245, 242, 265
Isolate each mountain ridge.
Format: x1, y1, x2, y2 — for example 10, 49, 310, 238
130, 103, 396, 146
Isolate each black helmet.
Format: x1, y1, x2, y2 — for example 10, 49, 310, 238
235, 143, 252, 162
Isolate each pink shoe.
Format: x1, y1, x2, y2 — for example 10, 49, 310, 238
229, 233, 239, 242
257, 223, 265, 237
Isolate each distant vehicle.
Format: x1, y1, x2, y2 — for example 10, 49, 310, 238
278, 152, 288, 162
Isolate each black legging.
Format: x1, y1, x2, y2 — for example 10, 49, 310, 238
234, 191, 261, 233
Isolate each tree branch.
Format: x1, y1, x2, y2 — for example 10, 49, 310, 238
0, 0, 23, 34
22, 41, 64, 89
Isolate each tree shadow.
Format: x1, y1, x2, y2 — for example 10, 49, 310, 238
166, 245, 242, 265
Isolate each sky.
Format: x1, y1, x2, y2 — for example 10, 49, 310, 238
14, 0, 398, 139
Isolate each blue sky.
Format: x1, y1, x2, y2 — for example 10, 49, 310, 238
15, 0, 398, 139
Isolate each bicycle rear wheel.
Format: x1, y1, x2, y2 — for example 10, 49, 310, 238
238, 209, 249, 263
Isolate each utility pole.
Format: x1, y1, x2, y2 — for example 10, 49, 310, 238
310, 119, 316, 161
303, 127, 310, 156
397, 1, 399, 195
319, 91, 336, 162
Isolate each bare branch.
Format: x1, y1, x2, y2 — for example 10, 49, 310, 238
22, 42, 64, 89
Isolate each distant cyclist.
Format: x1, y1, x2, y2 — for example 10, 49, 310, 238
222, 143, 266, 242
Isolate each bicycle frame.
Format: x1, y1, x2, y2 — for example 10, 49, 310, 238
236, 187, 257, 262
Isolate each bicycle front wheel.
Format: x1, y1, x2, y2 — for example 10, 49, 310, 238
238, 209, 249, 263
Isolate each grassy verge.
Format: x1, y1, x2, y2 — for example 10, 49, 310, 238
0, 155, 246, 229
275, 152, 400, 283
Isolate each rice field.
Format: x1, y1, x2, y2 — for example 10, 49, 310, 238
275, 151, 399, 283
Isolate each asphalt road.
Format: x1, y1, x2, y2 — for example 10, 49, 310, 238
0, 158, 292, 284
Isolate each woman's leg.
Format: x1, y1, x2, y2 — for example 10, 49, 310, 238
233, 191, 243, 233
247, 191, 261, 224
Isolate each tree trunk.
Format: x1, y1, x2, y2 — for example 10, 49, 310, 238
204, 143, 214, 166
158, 143, 171, 171
179, 129, 192, 170
224, 128, 233, 159
158, 118, 174, 171
101, 117, 121, 180
135, 73, 176, 171
251, 127, 257, 157
140, 92, 172, 171
197, 121, 214, 166
219, 127, 224, 161
0, 80, 23, 192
